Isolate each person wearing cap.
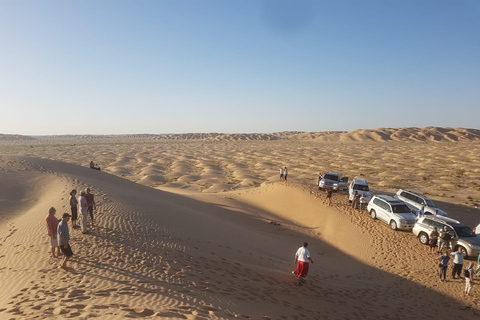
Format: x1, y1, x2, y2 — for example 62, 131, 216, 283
77, 190, 89, 234
45, 207, 61, 258
57, 213, 73, 270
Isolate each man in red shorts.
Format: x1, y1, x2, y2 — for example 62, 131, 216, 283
293, 242, 314, 285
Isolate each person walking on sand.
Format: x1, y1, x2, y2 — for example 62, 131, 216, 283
78, 190, 89, 234
293, 242, 313, 285
439, 251, 450, 282
280, 167, 284, 181
465, 261, 475, 295
284, 167, 288, 182
451, 248, 466, 279
57, 213, 73, 270
326, 188, 333, 206
429, 227, 439, 253
69, 189, 78, 229
351, 191, 359, 209
84, 188, 96, 227
45, 207, 61, 258
359, 194, 368, 211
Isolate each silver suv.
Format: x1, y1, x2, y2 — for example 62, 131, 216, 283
367, 195, 416, 230
394, 189, 448, 217
348, 178, 371, 202
413, 216, 480, 258
319, 172, 340, 191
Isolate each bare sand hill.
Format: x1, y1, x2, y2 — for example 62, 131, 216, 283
2, 133, 479, 208
1, 156, 480, 319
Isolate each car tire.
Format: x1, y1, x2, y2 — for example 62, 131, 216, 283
419, 232, 429, 245
370, 210, 376, 220
390, 220, 398, 231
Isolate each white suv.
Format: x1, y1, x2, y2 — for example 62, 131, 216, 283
348, 179, 371, 202
394, 189, 448, 217
367, 195, 417, 230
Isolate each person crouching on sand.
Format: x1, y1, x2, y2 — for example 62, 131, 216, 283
293, 242, 313, 285
45, 207, 61, 258
57, 213, 74, 270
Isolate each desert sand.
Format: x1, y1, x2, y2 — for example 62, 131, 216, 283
1, 127, 480, 319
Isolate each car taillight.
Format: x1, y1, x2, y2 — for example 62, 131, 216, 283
474, 227, 477, 233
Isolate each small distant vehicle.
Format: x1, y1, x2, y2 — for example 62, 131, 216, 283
319, 172, 341, 191
367, 195, 416, 231
394, 189, 448, 217
413, 216, 480, 258
348, 178, 371, 202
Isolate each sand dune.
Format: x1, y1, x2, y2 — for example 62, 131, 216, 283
5, 127, 479, 143
1, 156, 480, 319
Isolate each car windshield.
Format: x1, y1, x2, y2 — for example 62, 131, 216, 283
454, 226, 476, 238
324, 174, 339, 181
353, 185, 369, 191
391, 204, 411, 213
425, 199, 436, 207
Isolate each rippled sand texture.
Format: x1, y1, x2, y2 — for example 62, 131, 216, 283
1, 139, 479, 206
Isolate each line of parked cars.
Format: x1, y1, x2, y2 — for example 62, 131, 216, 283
317, 171, 480, 258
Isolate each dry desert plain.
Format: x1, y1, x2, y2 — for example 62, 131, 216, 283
1, 127, 480, 319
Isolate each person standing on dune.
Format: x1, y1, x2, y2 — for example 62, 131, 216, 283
78, 190, 89, 234
69, 189, 78, 229
280, 167, 284, 181
58, 213, 73, 270
45, 207, 61, 258
284, 167, 288, 182
326, 188, 333, 206
293, 242, 313, 285
351, 191, 359, 209
451, 248, 466, 279
84, 188, 96, 228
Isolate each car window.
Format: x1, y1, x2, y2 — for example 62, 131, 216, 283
391, 204, 410, 213
353, 184, 369, 191
324, 174, 339, 181
373, 198, 382, 207
407, 193, 416, 201
422, 219, 435, 227
454, 226, 476, 237
425, 199, 436, 207
400, 191, 409, 199
415, 196, 425, 206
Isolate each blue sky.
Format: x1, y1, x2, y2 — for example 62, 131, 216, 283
0, 0, 479, 135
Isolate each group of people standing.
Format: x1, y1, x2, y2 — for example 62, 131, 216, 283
351, 191, 368, 210
45, 187, 96, 270
69, 188, 96, 234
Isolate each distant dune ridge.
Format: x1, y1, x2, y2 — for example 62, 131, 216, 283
1, 127, 480, 142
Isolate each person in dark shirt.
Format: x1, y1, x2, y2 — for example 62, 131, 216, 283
84, 188, 96, 227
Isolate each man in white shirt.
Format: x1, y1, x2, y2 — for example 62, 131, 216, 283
292, 242, 314, 285
78, 190, 89, 234
280, 168, 284, 181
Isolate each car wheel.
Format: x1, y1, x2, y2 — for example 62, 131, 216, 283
455, 246, 468, 258
419, 232, 429, 245
390, 220, 397, 231
370, 210, 376, 219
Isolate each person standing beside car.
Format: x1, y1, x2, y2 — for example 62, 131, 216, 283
429, 227, 439, 253
351, 191, 359, 209
451, 248, 466, 279
359, 194, 368, 211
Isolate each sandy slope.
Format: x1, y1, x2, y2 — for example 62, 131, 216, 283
1, 156, 480, 319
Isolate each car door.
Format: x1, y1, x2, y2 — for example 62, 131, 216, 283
378, 201, 390, 222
